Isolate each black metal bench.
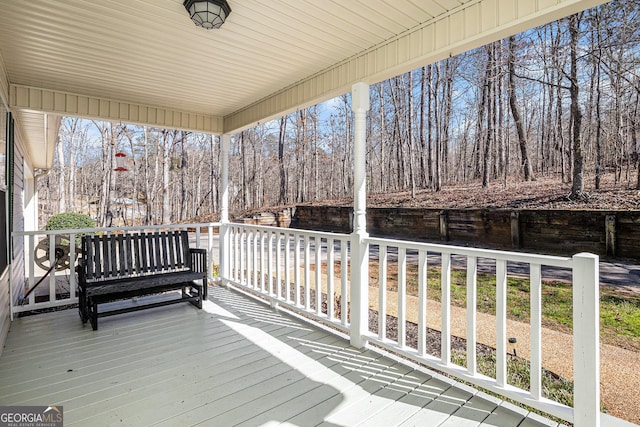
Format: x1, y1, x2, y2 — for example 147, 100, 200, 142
77, 230, 207, 330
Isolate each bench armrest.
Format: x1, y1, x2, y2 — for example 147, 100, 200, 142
189, 248, 208, 273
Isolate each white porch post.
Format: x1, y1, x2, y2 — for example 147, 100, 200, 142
220, 134, 231, 285
572, 252, 600, 427
350, 82, 370, 348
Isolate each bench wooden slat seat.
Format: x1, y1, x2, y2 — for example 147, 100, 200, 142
77, 230, 207, 330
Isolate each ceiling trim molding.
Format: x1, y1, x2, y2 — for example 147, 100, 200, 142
223, 0, 609, 134
10, 84, 223, 135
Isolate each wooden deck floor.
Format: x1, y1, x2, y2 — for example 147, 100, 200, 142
0, 285, 563, 426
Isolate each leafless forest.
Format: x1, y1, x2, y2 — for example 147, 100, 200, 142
39, 1, 640, 227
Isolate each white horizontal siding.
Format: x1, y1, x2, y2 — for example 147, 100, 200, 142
10, 85, 223, 135
0, 268, 9, 357
11, 144, 25, 312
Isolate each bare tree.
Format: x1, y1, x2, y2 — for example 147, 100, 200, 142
507, 35, 535, 181
569, 14, 585, 199
278, 115, 287, 205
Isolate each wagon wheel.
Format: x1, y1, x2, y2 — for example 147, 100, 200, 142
34, 236, 81, 272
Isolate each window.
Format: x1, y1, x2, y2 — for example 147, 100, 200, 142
0, 102, 8, 273
0, 102, 5, 190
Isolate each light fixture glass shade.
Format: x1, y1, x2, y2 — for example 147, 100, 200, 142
183, 0, 231, 30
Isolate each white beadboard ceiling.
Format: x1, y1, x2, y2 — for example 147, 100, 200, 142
0, 0, 608, 169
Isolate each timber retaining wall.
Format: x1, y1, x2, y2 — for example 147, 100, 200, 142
285, 206, 640, 260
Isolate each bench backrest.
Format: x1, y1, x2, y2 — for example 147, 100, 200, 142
81, 230, 192, 281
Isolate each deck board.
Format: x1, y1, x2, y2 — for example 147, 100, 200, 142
0, 285, 560, 426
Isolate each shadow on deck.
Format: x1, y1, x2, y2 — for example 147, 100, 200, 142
0, 285, 561, 426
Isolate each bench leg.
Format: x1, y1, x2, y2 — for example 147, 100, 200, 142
195, 285, 202, 309
78, 287, 88, 324
185, 285, 203, 309
88, 298, 98, 330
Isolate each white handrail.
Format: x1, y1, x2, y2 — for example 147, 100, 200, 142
224, 223, 598, 426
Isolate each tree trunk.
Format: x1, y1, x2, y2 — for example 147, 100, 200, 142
180, 131, 188, 220
507, 35, 535, 181
482, 45, 494, 188
569, 14, 584, 198
407, 71, 416, 198
278, 115, 287, 205
427, 65, 434, 187
56, 136, 66, 213
433, 64, 442, 191
419, 66, 427, 188
161, 130, 172, 224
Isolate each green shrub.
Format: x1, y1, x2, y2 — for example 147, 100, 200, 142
45, 213, 96, 231
45, 213, 96, 248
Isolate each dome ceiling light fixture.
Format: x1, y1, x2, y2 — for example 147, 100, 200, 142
183, 0, 232, 30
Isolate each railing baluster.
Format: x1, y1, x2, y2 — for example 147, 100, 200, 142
208, 225, 214, 279
398, 247, 407, 348
530, 263, 542, 400
294, 233, 301, 306
228, 226, 234, 280
49, 234, 56, 303
239, 228, 245, 284
246, 229, 253, 288
441, 252, 451, 364
260, 230, 266, 292
28, 235, 35, 306
268, 231, 274, 295
227, 226, 232, 279
341, 239, 348, 326
283, 233, 290, 302
379, 244, 387, 341
304, 236, 311, 310
496, 259, 507, 388
327, 238, 335, 320
253, 228, 259, 289
69, 233, 76, 300
231, 227, 242, 281
315, 237, 322, 315
466, 255, 478, 376
418, 249, 427, 357
276, 232, 282, 299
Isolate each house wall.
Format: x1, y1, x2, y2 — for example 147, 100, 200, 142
0, 117, 28, 356
11, 143, 25, 309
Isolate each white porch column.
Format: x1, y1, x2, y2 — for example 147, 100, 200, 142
350, 82, 370, 348
572, 252, 600, 427
220, 134, 231, 284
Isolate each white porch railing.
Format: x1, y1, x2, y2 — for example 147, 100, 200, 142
223, 223, 600, 427
225, 224, 352, 333
11, 223, 220, 317
12, 221, 599, 426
